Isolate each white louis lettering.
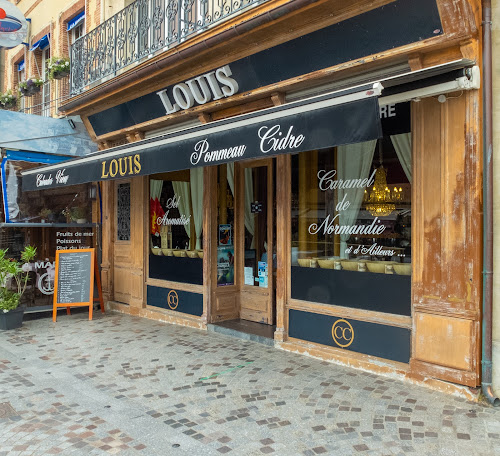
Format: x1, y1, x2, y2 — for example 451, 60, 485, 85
156, 64, 239, 115
258, 125, 305, 154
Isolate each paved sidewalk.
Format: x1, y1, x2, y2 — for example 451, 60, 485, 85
0, 312, 499, 456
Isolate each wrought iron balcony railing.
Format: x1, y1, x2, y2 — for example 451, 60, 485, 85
70, 0, 267, 95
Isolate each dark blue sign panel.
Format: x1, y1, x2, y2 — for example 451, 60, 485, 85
147, 285, 203, 317
88, 0, 441, 136
291, 267, 411, 316
288, 309, 411, 363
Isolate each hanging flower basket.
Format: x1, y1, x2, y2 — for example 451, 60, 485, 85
48, 57, 71, 81
0, 90, 17, 109
1, 100, 16, 109
27, 85, 41, 95
19, 77, 44, 97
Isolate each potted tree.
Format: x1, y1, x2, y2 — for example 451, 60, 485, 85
48, 57, 70, 80
19, 77, 44, 97
0, 90, 17, 109
0, 246, 37, 330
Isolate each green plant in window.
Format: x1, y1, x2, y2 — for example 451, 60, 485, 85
69, 206, 87, 222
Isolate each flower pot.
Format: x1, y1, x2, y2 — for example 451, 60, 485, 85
53, 70, 70, 80
0, 307, 24, 330
1, 101, 16, 109
19, 87, 29, 96
27, 85, 41, 96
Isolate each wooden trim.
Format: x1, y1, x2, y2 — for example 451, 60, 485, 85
413, 303, 479, 320
204, 165, 217, 324
275, 154, 291, 341
289, 299, 412, 329
410, 359, 479, 387
282, 337, 411, 372
146, 279, 204, 295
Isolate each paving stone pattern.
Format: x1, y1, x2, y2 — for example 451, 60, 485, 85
0, 312, 499, 455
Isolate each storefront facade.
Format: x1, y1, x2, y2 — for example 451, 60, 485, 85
23, 0, 484, 394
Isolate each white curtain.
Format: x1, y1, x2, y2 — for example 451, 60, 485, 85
337, 140, 377, 258
190, 168, 204, 249
150, 179, 163, 200
391, 133, 412, 183
226, 163, 254, 246
172, 181, 191, 247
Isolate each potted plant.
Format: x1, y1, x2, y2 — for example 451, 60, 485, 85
19, 77, 44, 96
48, 57, 70, 80
0, 90, 17, 109
39, 208, 53, 223
0, 246, 37, 330
70, 206, 87, 223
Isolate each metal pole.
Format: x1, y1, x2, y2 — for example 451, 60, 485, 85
482, 0, 499, 406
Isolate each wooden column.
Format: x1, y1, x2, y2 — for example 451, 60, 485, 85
411, 90, 482, 387
129, 177, 146, 309
202, 165, 217, 325
100, 180, 114, 303
275, 154, 291, 341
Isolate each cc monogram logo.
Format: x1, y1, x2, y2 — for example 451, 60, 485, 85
331, 319, 354, 348
167, 290, 179, 310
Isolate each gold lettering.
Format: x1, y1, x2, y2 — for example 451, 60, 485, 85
109, 159, 118, 177
101, 161, 109, 179
134, 154, 141, 174
128, 155, 133, 175
118, 157, 127, 176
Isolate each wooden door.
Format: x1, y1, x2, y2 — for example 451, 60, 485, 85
111, 178, 145, 307
237, 159, 275, 324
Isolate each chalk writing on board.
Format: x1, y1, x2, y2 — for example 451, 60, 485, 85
56, 251, 91, 304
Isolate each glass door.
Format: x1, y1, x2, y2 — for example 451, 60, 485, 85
237, 158, 275, 324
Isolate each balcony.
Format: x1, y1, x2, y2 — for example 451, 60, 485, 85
70, 0, 268, 95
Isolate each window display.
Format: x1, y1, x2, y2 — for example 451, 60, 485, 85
149, 169, 204, 284
291, 104, 411, 315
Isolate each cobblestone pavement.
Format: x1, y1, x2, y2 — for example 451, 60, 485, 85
1, 313, 500, 456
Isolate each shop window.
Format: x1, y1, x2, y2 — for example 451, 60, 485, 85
291, 102, 411, 316
0, 156, 95, 309
148, 169, 203, 285
117, 183, 131, 241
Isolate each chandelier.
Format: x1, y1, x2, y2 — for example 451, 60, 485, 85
365, 166, 396, 217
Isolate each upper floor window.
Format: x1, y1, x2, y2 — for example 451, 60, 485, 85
68, 11, 85, 44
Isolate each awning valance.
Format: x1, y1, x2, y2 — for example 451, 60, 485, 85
21, 83, 383, 191
29, 34, 50, 51
67, 11, 85, 31
18, 60, 24, 71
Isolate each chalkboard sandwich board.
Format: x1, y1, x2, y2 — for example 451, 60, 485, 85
52, 248, 103, 322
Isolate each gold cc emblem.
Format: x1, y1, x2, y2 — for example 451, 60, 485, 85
331, 319, 354, 348
167, 290, 179, 310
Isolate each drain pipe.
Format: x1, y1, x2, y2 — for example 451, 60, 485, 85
482, 0, 500, 406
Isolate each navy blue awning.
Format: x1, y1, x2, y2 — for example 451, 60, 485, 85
67, 11, 85, 31
29, 34, 50, 51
